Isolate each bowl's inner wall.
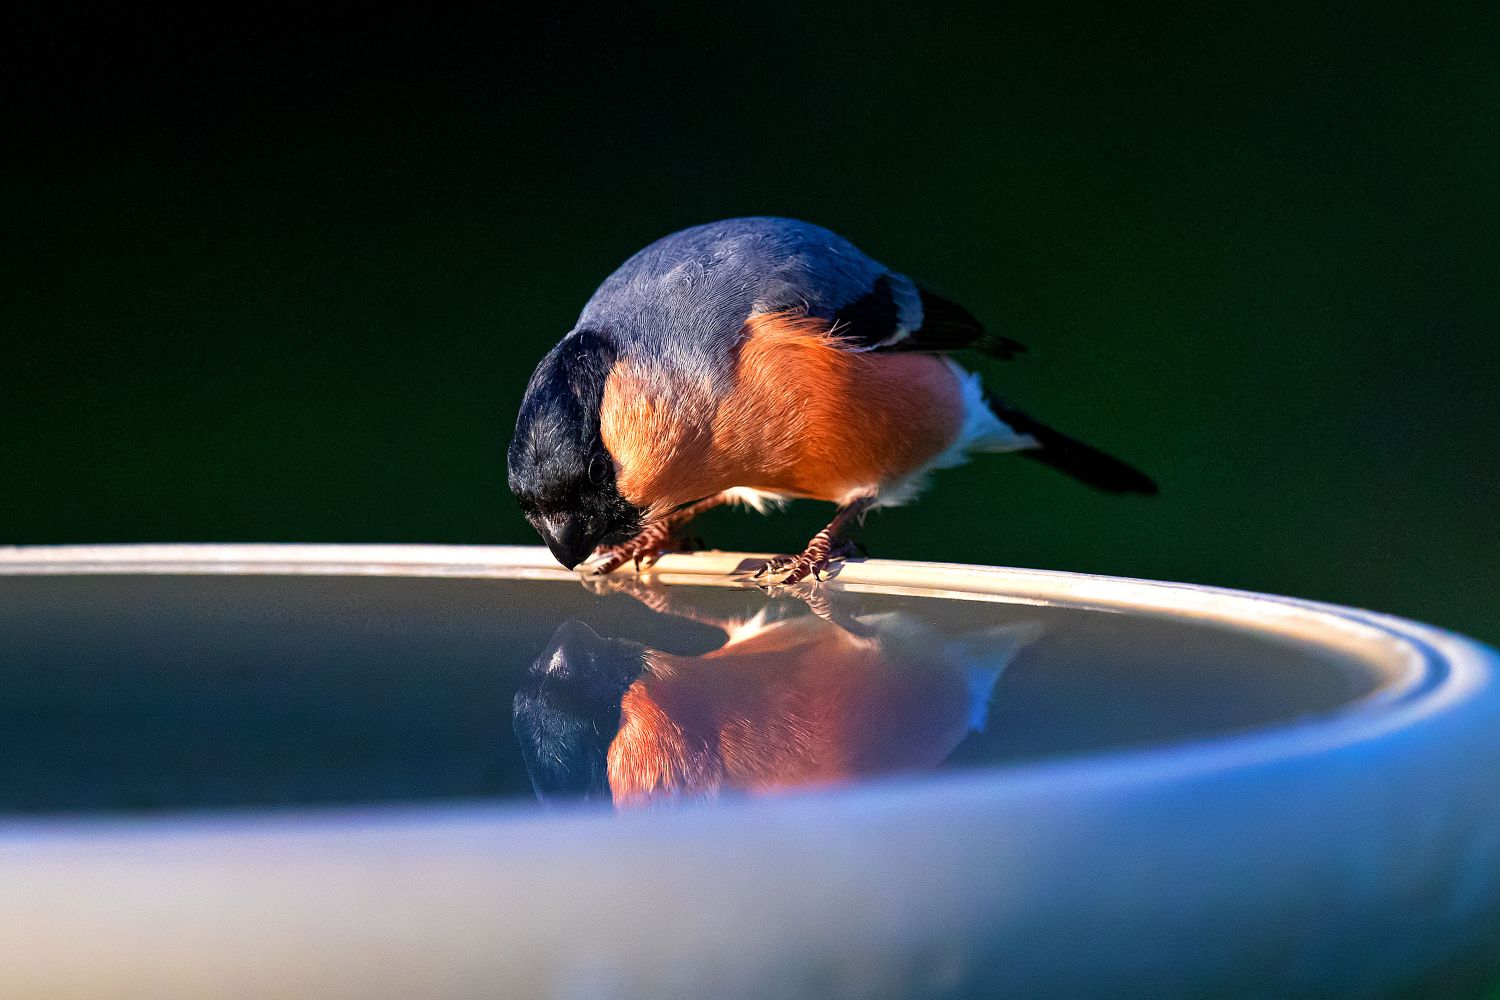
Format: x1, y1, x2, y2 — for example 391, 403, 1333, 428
0, 573, 1381, 814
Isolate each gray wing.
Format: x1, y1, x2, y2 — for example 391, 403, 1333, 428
577, 217, 1024, 360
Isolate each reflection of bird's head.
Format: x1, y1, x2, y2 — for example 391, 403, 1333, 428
512, 620, 646, 803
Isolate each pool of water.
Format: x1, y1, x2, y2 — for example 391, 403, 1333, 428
2, 548, 1497, 998
0, 572, 1379, 814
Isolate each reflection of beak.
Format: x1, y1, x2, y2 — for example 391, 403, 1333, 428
513, 620, 648, 805
541, 619, 609, 672
535, 514, 602, 570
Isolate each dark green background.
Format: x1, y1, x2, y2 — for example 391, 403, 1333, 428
4, 7, 1497, 640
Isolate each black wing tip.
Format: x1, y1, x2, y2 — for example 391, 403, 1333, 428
917, 288, 1028, 359
975, 332, 1029, 360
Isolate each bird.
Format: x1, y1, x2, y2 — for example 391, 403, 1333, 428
512, 592, 1037, 807
508, 216, 1156, 583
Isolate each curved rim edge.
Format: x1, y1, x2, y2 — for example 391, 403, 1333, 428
0, 542, 1493, 812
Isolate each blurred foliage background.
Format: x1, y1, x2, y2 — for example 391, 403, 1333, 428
2, 6, 1496, 640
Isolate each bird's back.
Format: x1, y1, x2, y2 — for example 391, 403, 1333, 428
577, 217, 913, 369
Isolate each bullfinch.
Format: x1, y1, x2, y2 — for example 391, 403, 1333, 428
512, 593, 1037, 807
508, 217, 1155, 583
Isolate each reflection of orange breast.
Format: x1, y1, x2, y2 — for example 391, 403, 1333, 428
605, 617, 977, 806
600, 313, 965, 513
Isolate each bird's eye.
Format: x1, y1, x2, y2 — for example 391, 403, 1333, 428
588, 454, 609, 485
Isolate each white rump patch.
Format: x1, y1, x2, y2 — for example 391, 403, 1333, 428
873, 359, 1038, 508
722, 607, 774, 647
938, 359, 1038, 459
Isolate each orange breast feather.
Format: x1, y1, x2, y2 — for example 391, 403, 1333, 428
599, 313, 965, 512
604, 616, 977, 806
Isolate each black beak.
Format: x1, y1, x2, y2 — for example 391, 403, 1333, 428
536, 513, 605, 570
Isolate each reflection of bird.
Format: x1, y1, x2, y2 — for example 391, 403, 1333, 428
508, 216, 1155, 582
512, 600, 1037, 808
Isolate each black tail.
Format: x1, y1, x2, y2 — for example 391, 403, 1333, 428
989, 400, 1158, 495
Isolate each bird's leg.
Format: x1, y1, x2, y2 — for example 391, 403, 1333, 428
776, 580, 879, 637
755, 496, 875, 585
590, 493, 727, 576
581, 573, 747, 634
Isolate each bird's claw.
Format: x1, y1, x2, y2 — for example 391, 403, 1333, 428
589, 527, 704, 576
753, 539, 861, 586
591, 539, 660, 576
753, 555, 823, 587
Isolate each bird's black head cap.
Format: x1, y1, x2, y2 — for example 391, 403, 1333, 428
508, 329, 643, 568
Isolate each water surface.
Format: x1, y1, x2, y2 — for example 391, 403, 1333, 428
0, 573, 1376, 814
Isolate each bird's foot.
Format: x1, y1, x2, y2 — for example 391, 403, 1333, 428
754, 538, 864, 586
589, 526, 705, 576
580, 572, 747, 632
